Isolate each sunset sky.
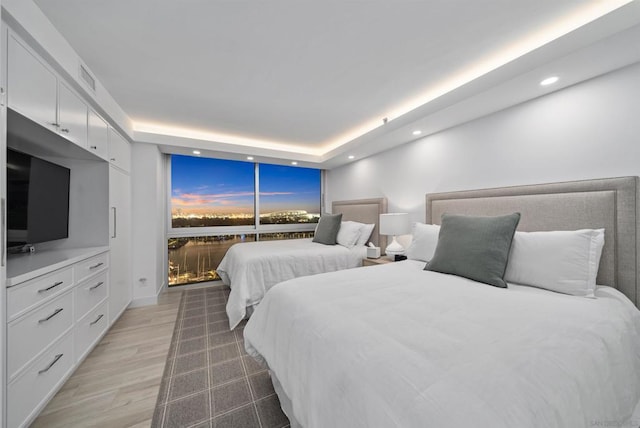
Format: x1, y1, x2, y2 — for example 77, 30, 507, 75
171, 155, 321, 216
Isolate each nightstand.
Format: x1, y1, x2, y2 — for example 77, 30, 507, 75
362, 257, 393, 267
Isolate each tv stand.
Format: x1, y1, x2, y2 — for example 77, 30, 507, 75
6, 246, 110, 427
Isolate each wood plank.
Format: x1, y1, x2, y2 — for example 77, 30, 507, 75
32, 289, 183, 427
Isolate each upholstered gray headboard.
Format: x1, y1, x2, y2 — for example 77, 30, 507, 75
333, 198, 388, 249
426, 177, 639, 307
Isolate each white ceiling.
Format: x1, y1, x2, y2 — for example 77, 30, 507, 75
32, 0, 640, 167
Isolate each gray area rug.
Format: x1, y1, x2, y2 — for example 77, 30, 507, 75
152, 286, 290, 428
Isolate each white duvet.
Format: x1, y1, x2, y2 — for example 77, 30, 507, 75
244, 260, 640, 428
218, 238, 365, 329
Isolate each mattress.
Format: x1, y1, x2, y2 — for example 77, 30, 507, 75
244, 260, 640, 427
218, 238, 365, 329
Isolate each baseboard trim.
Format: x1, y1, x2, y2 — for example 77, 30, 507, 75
129, 282, 165, 308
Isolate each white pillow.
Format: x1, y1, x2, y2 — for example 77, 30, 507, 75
355, 223, 376, 246
406, 223, 440, 262
504, 229, 605, 297
336, 221, 363, 248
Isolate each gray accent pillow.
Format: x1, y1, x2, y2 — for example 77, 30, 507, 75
425, 212, 521, 288
312, 213, 343, 245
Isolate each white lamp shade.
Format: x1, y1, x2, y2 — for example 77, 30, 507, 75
379, 213, 410, 236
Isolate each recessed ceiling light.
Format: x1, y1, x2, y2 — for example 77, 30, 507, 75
412, 130, 422, 136
540, 76, 559, 86
348, 155, 355, 160
247, 156, 254, 160
291, 161, 298, 165
192, 150, 200, 155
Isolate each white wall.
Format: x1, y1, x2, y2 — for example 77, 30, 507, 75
130, 142, 166, 305
327, 62, 640, 232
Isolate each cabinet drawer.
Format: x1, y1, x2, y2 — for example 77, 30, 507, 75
74, 252, 109, 284
75, 271, 108, 321
8, 331, 74, 428
75, 300, 109, 363
7, 267, 74, 321
8, 291, 74, 379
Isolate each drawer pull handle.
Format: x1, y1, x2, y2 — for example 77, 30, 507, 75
89, 262, 104, 270
38, 354, 63, 374
90, 314, 104, 326
38, 308, 63, 323
38, 281, 64, 293
89, 281, 104, 291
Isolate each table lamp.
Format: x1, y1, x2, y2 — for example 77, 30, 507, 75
379, 213, 410, 259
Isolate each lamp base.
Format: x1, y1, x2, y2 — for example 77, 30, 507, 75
384, 236, 405, 260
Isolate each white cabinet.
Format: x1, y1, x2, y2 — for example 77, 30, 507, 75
7, 32, 92, 152
58, 83, 88, 149
7, 34, 57, 133
8, 331, 74, 428
88, 110, 109, 160
8, 291, 73, 379
109, 166, 132, 322
109, 129, 131, 172
6, 248, 110, 428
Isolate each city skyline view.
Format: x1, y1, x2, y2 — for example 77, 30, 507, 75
171, 155, 321, 227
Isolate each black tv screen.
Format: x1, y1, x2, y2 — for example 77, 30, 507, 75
7, 149, 70, 247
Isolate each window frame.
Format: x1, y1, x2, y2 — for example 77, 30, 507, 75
166, 156, 323, 240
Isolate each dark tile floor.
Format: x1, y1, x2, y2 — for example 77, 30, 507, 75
152, 287, 290, 428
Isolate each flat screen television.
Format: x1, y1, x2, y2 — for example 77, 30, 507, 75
7, 148, 70, 248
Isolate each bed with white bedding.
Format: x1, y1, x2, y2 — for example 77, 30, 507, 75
245, 261, 640, 427
219, 238, 366, 329
243, 176, 640, 427
218, 198, 387, 329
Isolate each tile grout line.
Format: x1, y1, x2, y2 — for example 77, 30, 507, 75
204, 290, 214, 426
153, 288, 288, 427
236, 323, 264, 428
160, 290, 186, 428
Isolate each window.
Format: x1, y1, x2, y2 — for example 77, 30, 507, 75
168, 234, 256, 286
259, 164, 320, 225
171, 156, 255, 228
168, 155, 322, 286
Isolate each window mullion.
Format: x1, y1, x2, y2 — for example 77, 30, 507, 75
255, 162, 260, 240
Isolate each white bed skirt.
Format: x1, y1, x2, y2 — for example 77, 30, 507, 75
270, 370, 303, 428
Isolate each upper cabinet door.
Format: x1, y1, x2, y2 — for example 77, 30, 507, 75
7, 34, 58, 131
88, 110, 109, 160
108, 129, 131, 173
58, 83, 88, 149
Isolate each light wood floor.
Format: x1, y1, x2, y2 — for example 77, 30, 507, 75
32, 289, 184, 428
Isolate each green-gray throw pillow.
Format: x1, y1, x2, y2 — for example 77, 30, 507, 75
312, 213, 343, 245
425, 213, 521, 288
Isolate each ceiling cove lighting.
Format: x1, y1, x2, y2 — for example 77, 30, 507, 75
291, 161, 298, 165
412, 130, 422, 136
192, 150, 200, 155
348, 155, 355, 160
134, 122, 320, 155
247, 156, 254, 161
133, 1, 631, 159
318, 0, 631, 154
540, 76, 559, 86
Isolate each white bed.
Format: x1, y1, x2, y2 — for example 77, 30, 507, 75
218, 198, 387, 329
243, 177, 640, 427
219, 238, 366, 329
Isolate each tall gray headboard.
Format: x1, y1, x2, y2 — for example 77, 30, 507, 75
426, 177, 639, 307
333, 198, 388, 249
